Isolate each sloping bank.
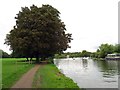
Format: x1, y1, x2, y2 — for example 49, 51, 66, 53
32, 63, 80, 89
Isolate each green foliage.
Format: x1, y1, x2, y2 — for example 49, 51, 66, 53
55, 51, 92, 59
94, 43, 120, 58
99, 44, 114, 58
2, 58, 34, 88
0, 49, 10, 58
55, 52, 81, 58
80, 50, 91, 57
55, 44, 120, 59
5, 4, 72, 61
91, 49, 101, 58
114, 44, 120, 53
33, 64, 79, 88
55, 53, 67, 59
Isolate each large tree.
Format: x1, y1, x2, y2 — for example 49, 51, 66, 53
114, 44, 120, 53
98, 44, 114, 58
5, 4, 72, 62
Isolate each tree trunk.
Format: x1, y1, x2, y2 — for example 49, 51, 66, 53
30, 58, 32, 64
47, 56, 54, 64
26, 58, 29, 61
36, 57, 39, 63
51, 59, 54, 64
30, 58, 32, 61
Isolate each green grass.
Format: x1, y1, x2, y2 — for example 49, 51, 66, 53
2, 58, 34, 88
0, 58, 2, 89
33, 64, 80, 89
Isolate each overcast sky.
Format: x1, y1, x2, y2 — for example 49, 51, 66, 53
0, 0, 119, 54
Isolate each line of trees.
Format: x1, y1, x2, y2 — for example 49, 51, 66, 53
55, 43, 120, 59
91, 43, 120, 58
1, 43, 119, 59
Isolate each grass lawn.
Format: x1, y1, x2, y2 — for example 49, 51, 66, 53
2, 58, 34, 88
33, 63, 80, 89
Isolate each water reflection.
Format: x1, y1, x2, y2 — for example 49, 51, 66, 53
54, 58, 119, 88
94, 60, 118, 77
82, 59, 88, 70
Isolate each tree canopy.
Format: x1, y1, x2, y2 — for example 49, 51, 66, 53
5, 4, 72, 62
93, 43, 120, 58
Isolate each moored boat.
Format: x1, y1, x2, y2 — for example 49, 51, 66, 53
105, 53, 120, 60
82, 57, 89, 60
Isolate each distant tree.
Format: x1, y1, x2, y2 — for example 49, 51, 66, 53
93, 49, 100, 58
80, 50, 91, 57
5, 4, 72, 62
10, 51, 25, 58
90, 52, 96, 58
114, 44, 120, 53
98, 44, 114, 58
0, 49, 10, 58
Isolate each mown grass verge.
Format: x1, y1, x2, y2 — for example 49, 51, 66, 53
2, 58, 34, 88
33, 63, 80, 89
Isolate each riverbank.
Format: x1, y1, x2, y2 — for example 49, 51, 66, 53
33, 63, 80, 88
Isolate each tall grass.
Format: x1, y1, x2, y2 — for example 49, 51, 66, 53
2, 58, 34, 88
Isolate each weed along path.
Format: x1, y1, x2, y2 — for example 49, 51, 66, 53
11, 64, 40, 88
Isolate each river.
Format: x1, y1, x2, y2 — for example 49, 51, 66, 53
54, 58, 120, 89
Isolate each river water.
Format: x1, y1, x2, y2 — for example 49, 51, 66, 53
54, 58, 120, 89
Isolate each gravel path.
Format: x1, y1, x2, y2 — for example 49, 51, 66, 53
11, 64, 40, 88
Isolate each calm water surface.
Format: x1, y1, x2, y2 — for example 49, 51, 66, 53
54, 58, 120, 88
